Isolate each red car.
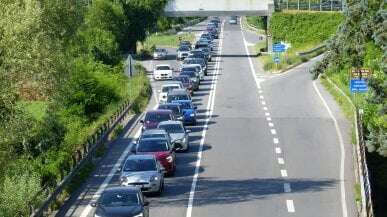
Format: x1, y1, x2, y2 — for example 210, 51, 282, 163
132, 138, 180, 176
141, 110, 174, 131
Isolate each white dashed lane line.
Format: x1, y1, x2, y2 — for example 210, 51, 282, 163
275, 147, 282, 154
281, 169, 288, 177
286, 200, 295, 213
273, 138, 279, 144
268, 122, 274, 127
278, 158, 285, 165
270, 129, 277, 135
266, 117, 272, 121
265, 112, 270, 116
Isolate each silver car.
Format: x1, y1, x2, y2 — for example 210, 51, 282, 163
158, 121, 190, 152
120, 154, 165, 195
153, 48, 168, 60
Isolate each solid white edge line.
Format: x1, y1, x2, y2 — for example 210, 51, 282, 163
313, 80, 348, 217
185, 20, 225, 217
286, 200, 295, 212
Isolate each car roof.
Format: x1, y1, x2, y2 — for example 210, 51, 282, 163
142, 128, 168, 135
103, 186, 139, 194
126, 154, 155, 161
139, 137, 168, 142
172, 99, 192, 103
162, 83, 181, 87
155, 64, 171, 67
146, 109, 173, 114
158, 120, 183, 126
158, 103, 180, 107
169, 88, 188, 94
183, 64, 201, 68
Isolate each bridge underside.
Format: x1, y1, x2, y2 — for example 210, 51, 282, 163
164, 10, 271, 17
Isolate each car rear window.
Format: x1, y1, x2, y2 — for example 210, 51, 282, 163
145, 113, 171, 122
168, 94, 189, 102
137, 139, 169, 152
175, 76, 190, 83
162, 86, 178, 93
159, 124, 184, 134
158, 105, 180, 115
100, 191, 139, 207
124, 158, 156, 172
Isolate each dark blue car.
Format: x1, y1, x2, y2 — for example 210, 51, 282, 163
172, 100, 197, 125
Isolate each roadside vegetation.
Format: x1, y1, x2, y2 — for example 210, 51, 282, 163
310, 1, 386, 216
0, 0, 165, 216
247, 11, 343, 72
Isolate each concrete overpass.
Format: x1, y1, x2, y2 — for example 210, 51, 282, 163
164, 0, 274, 17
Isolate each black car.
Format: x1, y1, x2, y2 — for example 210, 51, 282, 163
174, 75, 194, 95
181, 69, 200, 90
92, 187, 149, 217
183, 58, 207, 75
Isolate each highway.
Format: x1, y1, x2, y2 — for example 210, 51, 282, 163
58, 18, 357, 217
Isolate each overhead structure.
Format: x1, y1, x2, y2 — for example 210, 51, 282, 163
164, 0, 274, 17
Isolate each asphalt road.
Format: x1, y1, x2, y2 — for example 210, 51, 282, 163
58, 18, 356, 217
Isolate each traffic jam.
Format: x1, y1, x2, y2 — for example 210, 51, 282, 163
92, 18, 222, 217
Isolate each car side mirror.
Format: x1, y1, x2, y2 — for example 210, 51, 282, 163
144, 201, 150, 206
194, 106, 198, 110
186, 129, 191, 133
91, 202, 98, 207
158, 90, 161, 93
139, 120, 144, 124
117, 166, 122, 172
173, 143, 183, 151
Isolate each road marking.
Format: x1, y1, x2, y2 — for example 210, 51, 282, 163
263, 107, 268, 111
265, 112, 270, 116
313, 80, 348, 217
286, 200, 295, 212
281, 170, 288, 177
186, 21, 225, 217
270, 129, 277, 135
284, 183, 291, 193
259, 90, 263, 94
260, 95, 264, 99
273, 138, 279, 144
261, 101, 266, 105
268, 122, 274, 127
275, 147, 282, 154
278, 157, 285, 165
266, 117, 272, 121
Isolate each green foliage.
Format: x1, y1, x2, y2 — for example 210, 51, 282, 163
246, 16, 266, 29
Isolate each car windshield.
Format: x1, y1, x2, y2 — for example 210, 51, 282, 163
162, 86, 178, 93
179, 46, 190, 51
137, 139, 169, 152
123, 158, 156, 172
181, 72, 196, 78
141, 133, 165, 139
182, 67, 196, 73
155, 49, 165, 52
145, 113, 171, 122
158, 105, 180, 114
156, 66, 170, 70
168, 94, 189, 101
159, 124, 184, 134
175, 76, 190, 83
179, 102, 193, 109
100, 191, 139, 207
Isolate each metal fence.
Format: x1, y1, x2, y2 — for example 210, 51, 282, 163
356, 110, 375, 217
276, 0, 345, 11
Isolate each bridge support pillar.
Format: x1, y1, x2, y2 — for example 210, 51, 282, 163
265, 16, 272, 54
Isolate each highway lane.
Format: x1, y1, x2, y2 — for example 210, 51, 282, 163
58, 17, 356, 217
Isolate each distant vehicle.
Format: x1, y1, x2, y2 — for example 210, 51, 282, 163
183, 58, 207, 75
153, 64, 173, 80
120, 155, 164, 195
179, 40, 192, 49
196, 40, 213, 51
188, 49, 208, 63
157, 103, 183, 121
209, 28, 219, 39
198, 47, 212, 62
229, 16, 238, 24
158, 121, 190, 152
153, 48, 168, 60
167, 89, 191, 103
181, 69, 200, 90
174, 75, 194, 95
182, 63, 204, 80
132, 137, 180, 175
91, 186, 149, 217
200, 33, 214, 42
141, 110, 174, 131
177, 46, 191, 60
158, 83, 182, 103
172, 100, 197, 125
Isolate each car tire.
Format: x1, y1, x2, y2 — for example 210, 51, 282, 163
156, 181, 164, 196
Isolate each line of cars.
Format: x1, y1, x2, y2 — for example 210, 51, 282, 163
91, 18, 221, 217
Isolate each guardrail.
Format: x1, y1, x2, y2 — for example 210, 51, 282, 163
28, 85, 151, 217
297, 45, 326, 56
275, 0, 344, 11
323, 77, 374, 217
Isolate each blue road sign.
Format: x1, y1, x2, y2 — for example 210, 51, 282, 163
350, 79, 368, 93
273, 43, 286, 52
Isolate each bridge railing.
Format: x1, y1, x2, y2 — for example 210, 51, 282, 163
275, 0, 344, 11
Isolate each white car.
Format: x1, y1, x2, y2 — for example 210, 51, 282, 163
229, 16, 238, 24
158, 82, 184, 103
182, 64, 204, 80
153, 64, 173, 80
177, 46, 191, 60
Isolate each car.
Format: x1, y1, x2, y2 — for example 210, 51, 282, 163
174, 75, 194, 95
132, 137, 180, 175
157, 103, 183, 120
200, 33, 214, 42
141, 110, 174, 131
182, 63, 204, 80
91, 186, 149, 217
196, 40, 213, 51
158, 83, 183, 104
229, 16, 238, 24
153, 48, 168, 60
209, 20, 219, 28
177, 46, 191, 60
158, 121, 190, 152
120, 155, 165, 195
188, 49, 208, 63
140, 129, 172, 142
183, 58, 207, 75
172, 100, 197, 125
180, 69, 200, 90
167, 89, 191, 103
209, 28, 219, 39
198, 47, 212, 62
153, 64, 173, 80
179, 40, 192, 49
